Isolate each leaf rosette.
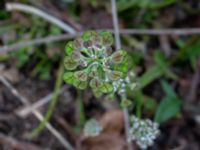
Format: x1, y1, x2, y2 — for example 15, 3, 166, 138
63, 31, 129, 97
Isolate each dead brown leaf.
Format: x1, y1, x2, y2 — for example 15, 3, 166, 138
99, 109, 124, 134
79, 109, 126, 150
81, 133, 126, 150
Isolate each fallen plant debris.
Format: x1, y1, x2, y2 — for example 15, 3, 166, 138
80, 110, 126, 150
0, 133, 44, 150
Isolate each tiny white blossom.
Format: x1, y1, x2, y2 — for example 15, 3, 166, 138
83, 119, 102, 137
129, 116, 160, 149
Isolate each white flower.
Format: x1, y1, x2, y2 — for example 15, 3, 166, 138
129, 116, 160, 149
83, 119, 102, 137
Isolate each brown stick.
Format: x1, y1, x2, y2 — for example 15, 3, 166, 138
56, 116, 77, 143
187, 58, 200, 102
1, 28, 200, 54
0, 133, 45, 150
0, 76, 75, 150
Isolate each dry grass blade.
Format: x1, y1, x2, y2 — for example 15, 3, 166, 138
16, 86, 68, 118
1, 28, 200, 54
0, 133, 47, 150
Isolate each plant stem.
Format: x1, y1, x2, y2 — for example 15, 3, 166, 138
77, 90, 86, 127
111, 0, 132, 149
2, 28, 200, 54
31, 59, 64, 137
123, 108, 132, 149
136, 98, 142, 119
111, 0, 121, 49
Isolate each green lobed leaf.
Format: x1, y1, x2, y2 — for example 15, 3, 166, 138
88, 65, 98, 77
63, 72, 75, 84
139, 64, 166, 89
100, 31, 113, 46
89, 70, 98, 78
182, 38, 200, 59
114, 59, 129, 73
65, 41, 75, 56
74, 38, 83, 50
108, 70, 122, 81
111, 50, 126, 64
155, 96, 181, 123
83, 40, 93, 48
92, 34, 102, 45
64, 57, 79, 70
90, 78, 102, 89
73, 80, 87, 90
100, 82, 113, 93
154, 51, 167, 67
92, 89, 103, 98
155, 80, 182, 123
120, 99, 132, 108
71, 51, 81, 61
177, 37, 200, 69
74, 70, 88, 81
105, 93, 115, 101
154, 51, 177, 80
134, 92, 157, 111
160, 80, 176, 97
82, 31, 97, 41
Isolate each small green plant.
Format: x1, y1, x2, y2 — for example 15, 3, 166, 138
63, 31, 160, 149
63, 31, 137, 106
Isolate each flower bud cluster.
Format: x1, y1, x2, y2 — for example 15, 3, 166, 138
83, 119, 102, 137
129, 116, 160, 149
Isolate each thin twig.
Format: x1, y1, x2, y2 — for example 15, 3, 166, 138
0, 76, 75, 150
0, 114, 14, 121
159, 35, 171, 57
111, 0, 121, 49
1, 28, 200, 54
6, 2, 76, 34
111, 0, 132, 150
121, 28, 200, 35
0, 133, 47, 150
16, 86, 68, 118
0, 34, 79, 54
56, 116, 77, 143
32, 111, 74, 150
187, 58, 200, 102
